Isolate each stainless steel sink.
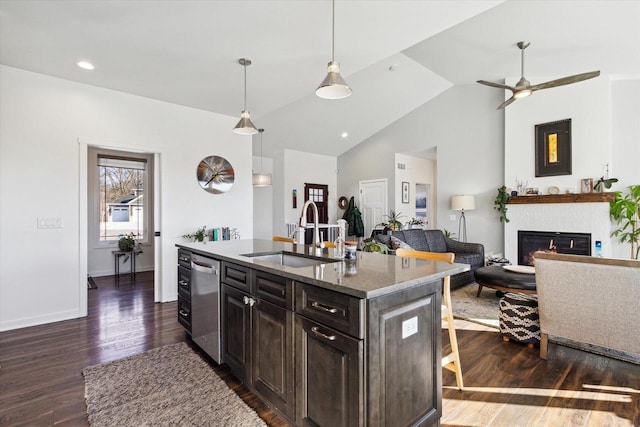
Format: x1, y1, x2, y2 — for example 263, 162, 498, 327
241, 251, 338, 268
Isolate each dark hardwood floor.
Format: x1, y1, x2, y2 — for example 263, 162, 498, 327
1, 273, 638, 426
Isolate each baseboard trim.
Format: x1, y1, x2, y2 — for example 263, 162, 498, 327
0, 309, 82, 332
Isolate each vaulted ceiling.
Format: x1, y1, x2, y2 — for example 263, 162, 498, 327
1, 1, 639, 158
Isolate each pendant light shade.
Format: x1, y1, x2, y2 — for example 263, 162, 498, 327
316, 0, 351, 99
252, 128, 272, 187
233, 58, 259, 135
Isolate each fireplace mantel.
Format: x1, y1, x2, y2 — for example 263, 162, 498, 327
507, 192, 615, 205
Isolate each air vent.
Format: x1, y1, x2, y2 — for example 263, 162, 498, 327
397, 163, 406, 170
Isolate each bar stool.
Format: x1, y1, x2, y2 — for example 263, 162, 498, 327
396, 248, 464, 390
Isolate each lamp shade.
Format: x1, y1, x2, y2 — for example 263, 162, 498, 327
316, 61, 352, 100
252, 173, 272, 187
451, 195, 475, 211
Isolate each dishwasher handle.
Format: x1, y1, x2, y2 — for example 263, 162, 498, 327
191, 260, 218, 275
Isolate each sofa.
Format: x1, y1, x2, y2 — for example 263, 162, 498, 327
534, 252, 640, 364
374, 229, 484, 289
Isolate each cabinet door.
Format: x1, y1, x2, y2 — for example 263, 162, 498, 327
221, 284, 252, 382
295, 315, 364, 427
252, 299, 294, 419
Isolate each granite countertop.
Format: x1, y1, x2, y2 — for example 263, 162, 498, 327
177, 239, 469, 299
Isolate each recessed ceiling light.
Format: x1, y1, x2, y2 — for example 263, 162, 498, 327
341, 132, 349, 138
77, 61, 95, 70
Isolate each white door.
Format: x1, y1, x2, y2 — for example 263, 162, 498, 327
359, 179, 387, 238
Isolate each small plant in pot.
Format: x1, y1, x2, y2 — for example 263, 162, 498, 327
383, 210, 405, 231
594, 176, 618, 192
494, 185, 511, 223
117, 233, 143, 263
610, 184, 640, 259
406, 217, 425, 229
183, 226, 208, 242
362, 240, 389, 254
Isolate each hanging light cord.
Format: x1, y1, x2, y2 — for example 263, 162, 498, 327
243, 62, 248, 110
331, 0, 335, 62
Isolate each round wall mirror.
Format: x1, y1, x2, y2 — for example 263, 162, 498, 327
197, 156, 234, 194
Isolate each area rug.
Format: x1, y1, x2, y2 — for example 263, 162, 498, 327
450, 283, 500, 328
83, 342, 267, 427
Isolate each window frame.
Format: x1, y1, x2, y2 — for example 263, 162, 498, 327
88, 147, 153, 249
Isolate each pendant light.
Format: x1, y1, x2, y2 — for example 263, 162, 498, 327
252, 129, 272, 187
316, 0, 351, 99
233, 58, 259, 135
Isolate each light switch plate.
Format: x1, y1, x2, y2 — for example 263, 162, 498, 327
449, 214, 457, 221
402, 316, 418, 339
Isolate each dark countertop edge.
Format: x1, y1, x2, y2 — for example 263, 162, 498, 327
176, 242, 469, 299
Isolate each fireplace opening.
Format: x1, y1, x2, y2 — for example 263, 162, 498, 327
518, 230, 591, 266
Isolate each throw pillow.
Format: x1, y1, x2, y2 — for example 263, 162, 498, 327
390, 236, 413, 250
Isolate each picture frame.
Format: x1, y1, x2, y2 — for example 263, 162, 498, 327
535, 118, 572, 177
401, 181, 409, 204
581, 178, 593, 193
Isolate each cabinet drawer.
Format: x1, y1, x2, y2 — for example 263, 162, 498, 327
222, 262, 251, 292
296, 283, 364, 339
178, 249, 192, 269
177, 265, 191, 298
177, 296, 192, 331
255, 271, 292, 309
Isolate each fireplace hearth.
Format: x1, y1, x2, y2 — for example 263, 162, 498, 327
518, 230, 591, 266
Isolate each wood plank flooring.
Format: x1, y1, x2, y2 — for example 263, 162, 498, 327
1, 273, 638, 426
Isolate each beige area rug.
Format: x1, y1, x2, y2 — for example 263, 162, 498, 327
83, 342, 267, 427
450, 283, 500, 328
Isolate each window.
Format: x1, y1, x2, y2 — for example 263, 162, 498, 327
89, 149, 152, 246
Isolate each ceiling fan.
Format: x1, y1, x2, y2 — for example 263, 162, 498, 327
477, 41, 600, 109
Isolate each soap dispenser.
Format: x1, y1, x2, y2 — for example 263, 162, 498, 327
334, 219, 346, 258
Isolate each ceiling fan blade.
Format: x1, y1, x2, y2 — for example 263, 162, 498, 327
529, 71, 600, 91
497, 96, 517, 110
477, 80, 515, 91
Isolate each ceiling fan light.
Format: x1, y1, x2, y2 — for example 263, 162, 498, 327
252, 173, 272, 187
316, 61, 352, 99
233, 110, 258, 135
514, 89, 532, 99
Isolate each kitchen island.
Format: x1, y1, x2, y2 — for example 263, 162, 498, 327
176, 239, 469, 427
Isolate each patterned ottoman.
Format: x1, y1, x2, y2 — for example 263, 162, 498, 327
499, 293, 540, 348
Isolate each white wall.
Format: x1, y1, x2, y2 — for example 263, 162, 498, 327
505, 77, 611, 194
338, 85, 505, 255
394, 153, 435, 227
0, 66, 253, 331
252, 155, 274, 239
271, 149, 338, 236
504, 75, 639, 259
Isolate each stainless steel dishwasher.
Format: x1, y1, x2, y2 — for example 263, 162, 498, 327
190, 253, 221, 363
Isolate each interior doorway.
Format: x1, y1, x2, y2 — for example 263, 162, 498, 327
359, 179, 388, 238
83, 145, 160, 311
415, 183, 431, 228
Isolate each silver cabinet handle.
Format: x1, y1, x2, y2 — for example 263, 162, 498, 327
311, 301, 338, 314
178, 280, 189, 287
179, 257, 190, 263
243, 296, 256, 306
179, 309, 189, 318
249, 297, 256, 307
191, 260, 217, 274
311, 326, 336, 341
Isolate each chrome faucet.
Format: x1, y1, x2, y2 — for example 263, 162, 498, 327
298, 200, 321, 248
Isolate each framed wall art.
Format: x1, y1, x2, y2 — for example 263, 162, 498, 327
402, 181, 410, 203
535, 118, 572, 177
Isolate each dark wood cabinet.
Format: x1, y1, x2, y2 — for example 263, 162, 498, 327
295, 315, 363, 427
176, 249, 192, 332
221, 283, 252, 382
253, 298, 294, 419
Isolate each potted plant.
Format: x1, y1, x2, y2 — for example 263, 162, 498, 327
610, 185, 640, 259
117, 233, 143, 263
443, 229, 457, 240
362, 240, 389, 254
494, 185, 511, 223
383, 210, 405, 231
406, 217, 425, 229
183, 226, 208, 242
594, 176, 618, 192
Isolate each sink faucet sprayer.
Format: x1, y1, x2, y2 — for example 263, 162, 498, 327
297, 200, 321, 249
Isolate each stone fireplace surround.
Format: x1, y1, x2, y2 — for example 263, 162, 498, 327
504, 194, 613, 264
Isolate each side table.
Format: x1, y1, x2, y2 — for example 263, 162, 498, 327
112, 250, 136, 285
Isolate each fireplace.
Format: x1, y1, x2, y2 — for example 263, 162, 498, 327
518, 230, 591, 266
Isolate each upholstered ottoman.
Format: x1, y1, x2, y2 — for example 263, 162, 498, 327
499, 293, 540, 348
474, 265, 537, 297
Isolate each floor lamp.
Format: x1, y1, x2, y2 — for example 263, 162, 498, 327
451, 195, 475, 242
